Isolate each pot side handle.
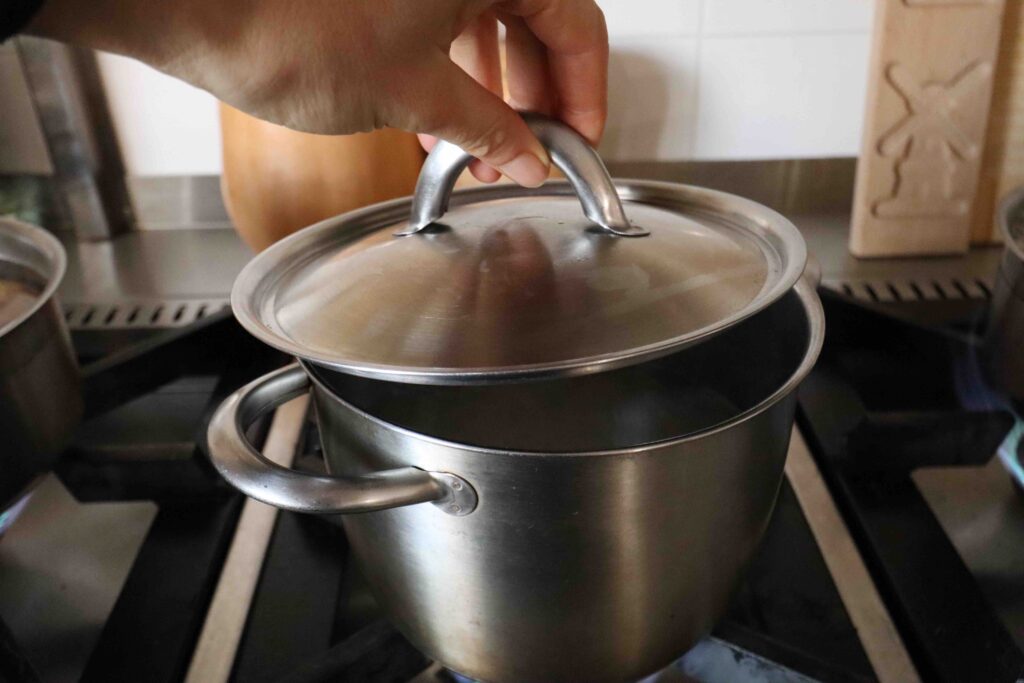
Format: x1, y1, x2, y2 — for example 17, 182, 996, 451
400, 113, 649, 238
206, 364, 478, 516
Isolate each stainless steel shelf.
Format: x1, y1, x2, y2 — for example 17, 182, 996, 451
795, 211, 1002, 301
55, 210, 1005, 331
58, 229, 251, 329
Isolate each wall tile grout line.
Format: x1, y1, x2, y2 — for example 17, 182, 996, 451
691, 0, 704, 160
699, 28, 873, 40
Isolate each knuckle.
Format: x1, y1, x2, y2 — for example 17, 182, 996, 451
464, 117, 515, 163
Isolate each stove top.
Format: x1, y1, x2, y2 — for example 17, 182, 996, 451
798, 291, 1024, 682
0, 285, 1022, 683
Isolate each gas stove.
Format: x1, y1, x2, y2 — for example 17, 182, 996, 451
797, 290, 1024, 683
0, 222, 1022, 683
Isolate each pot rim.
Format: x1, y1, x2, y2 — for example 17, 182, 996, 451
0, 218, 67, 340
999, 186, 1024, 263
234, 179, 808, 385
305, 278, 825, 457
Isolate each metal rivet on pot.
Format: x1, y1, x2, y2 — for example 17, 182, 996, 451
430, 472, 478, 516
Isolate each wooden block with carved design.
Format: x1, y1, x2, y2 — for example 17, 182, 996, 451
851, 0, 1006, 257
972, 0, 1024, 243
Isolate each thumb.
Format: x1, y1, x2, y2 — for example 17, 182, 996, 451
419, 61, 551, 187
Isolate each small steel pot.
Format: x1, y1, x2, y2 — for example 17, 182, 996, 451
986, 188, 1024, 402
0, 218, 81, 509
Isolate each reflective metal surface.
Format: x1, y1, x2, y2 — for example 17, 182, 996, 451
914, 456, 1024, 652
58, 229, 251, 305
403, 115, 647, 237
46, 168, 1003, 315
207, 364, 476, 516
0, 218, 81, 508
794, 212, 1002, 296
55, 229, 249, 340
14, 37, 133, 241
986, 187, 1024, 400
0, 476, 156, 683
234, 178, 806, 384
209, 281, 824, 683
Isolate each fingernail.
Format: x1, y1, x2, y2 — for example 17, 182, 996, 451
500, 151, 549, 188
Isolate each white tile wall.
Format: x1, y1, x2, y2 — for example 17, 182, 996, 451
598, 0, 700, 37
600, 39, 699, 160
83, 0, 875, 173
702, 0, 873, 36
694, 33, 871, 159
96, 53, 222, 176
599, 0, 874, 160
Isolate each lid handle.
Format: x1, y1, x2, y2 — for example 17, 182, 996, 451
400, 114, 648, 237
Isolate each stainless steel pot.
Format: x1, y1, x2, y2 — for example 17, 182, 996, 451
0, 218, 81, 509
987, 187, 1024, 402
208, 117, 824, 681
208, 279, 823, 682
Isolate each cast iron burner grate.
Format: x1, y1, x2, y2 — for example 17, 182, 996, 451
0, 309, 287, 683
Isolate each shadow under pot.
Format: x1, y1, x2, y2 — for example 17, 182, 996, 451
207, 116, 824, 683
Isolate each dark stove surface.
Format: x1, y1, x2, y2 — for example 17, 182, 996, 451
1, 290, 1022, 682
798, 290, 1024, 683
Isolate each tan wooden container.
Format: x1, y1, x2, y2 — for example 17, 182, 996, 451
220, 104, 426, 252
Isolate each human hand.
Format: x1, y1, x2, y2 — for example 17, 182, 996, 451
27, 0, 609, 188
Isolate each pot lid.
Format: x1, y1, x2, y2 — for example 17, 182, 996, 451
233, 116, 806, 385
